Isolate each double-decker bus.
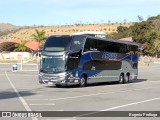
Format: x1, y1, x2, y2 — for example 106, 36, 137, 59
38, 35, 140, 87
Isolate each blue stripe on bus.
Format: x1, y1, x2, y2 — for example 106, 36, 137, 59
69, 52, 138, 78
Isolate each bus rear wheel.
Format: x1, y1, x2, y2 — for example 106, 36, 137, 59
79, 75, 87, 87
124, 74, 130, 83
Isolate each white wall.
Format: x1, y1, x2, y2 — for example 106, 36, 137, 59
2, 52, 31, 60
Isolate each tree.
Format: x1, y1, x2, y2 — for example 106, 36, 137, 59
123, 19, 127, 24
105, 15, 160, 56
32, 29, 46, 50
105, 34, 113, 39
108, 20, 111, 24
14, 39, 29, 52
107, 26, 131, 40
137, 15, 144, 22
153, 39, 160, 56
131, 21, 156, 55
147, 15, 160, 21
117, 26, 129, 33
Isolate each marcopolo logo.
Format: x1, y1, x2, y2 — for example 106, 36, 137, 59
102, 52, 117, 59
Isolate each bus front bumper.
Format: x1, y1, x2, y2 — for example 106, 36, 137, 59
38, 72, 80, 86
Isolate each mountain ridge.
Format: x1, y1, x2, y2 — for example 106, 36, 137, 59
0, 23, 21, 32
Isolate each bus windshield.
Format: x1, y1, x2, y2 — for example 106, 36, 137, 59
43, 36, 72, 52
40, 55, 66, 73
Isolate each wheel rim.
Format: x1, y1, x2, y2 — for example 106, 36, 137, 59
119, 75, 124, 83
80, 77, 85, 86
126, 75, 129, 83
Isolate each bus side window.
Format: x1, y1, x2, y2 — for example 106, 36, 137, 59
71, 36, 85, 51
84, 38, 101, 52
84, 38, 93, 52
131, 45, 138, 54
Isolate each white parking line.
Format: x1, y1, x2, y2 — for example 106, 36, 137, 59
27, 99, 49, 100
5, 72, 38, 120
17, 87, 40, 89
26, 95, 44, 97
34, 95, 44, 96
42, 118, 76, 120
49, 86, 160, 101
101, 97, 160, 111
147, 81, 160, 82
30, 103, 55, 106
74, 97, 160, 117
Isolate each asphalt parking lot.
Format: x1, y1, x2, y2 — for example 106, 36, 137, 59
0, 63, 160, 120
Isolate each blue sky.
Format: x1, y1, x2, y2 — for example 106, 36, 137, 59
0, 0, 160, 26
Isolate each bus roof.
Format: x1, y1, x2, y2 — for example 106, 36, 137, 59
48, 35, 144, 50
80, 35, 141, 46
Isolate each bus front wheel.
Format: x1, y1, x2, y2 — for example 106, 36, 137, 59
79, 75, 87, 87
119, 74, 124, 84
